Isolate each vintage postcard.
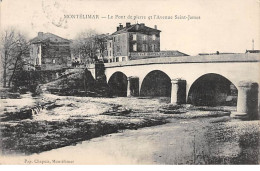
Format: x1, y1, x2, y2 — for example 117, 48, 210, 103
0, 0, 259, 165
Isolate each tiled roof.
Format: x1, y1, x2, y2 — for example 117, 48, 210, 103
30, 33, 71, 44
112, 24, 161, 35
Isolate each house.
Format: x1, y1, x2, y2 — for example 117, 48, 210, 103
130, 50, 189, 60
245, 50, 260, 53
107, 23, 188, 63
107, 23, 161, 62
27, 32, 71, 70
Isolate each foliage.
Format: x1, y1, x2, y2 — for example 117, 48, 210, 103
0, 28, 30, 87
71, 30, 108, 64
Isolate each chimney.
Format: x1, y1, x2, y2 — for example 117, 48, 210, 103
154, 25, 157, 30
119, 23, 123, 30
126, 22, 131, 28
38, 32, 43, 38
117, 27, 120, 31
140, 23, 145, 28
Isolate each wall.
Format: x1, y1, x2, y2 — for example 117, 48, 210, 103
113, 33, 128, 57
128, 32, 160, 53
107, 39, 114, 62
41, 42, 71, 70
29, 41, 71, 71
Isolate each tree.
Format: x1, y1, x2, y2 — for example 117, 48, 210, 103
71, 30, 108, 64
0, 28, 30, 88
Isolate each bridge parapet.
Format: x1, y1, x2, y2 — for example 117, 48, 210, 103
85, 53, 259, 120
104, 53, 260, 68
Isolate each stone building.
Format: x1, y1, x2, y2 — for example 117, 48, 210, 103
107, 23, 161, 62
28, 32, 71, 70
106, 35, 114, 62
107, 23, 188, 62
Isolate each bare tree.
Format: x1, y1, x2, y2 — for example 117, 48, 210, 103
71, 30, 108, 65
0, 28, 29, 88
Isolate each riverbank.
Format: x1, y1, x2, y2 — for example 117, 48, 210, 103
1, 93, 235, 156
1, 118, 259, 164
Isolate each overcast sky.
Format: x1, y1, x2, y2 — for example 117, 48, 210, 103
1, 0, 259, 55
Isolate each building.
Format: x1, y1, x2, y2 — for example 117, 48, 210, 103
245, 50, 260, 53
107, 23, 188, 63
28, 32, 71, 70
106, 35, 114, 62
198, 51, 235, 56
129, 50, 189, 60
108, 23, 161, 62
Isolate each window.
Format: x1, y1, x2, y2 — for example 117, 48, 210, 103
151, 44, 155, 52
152, 34, 156, 40
143, 35, 147, 40
37, 46, 40, 54
116, 57, 119, 62
133, 43, 137, 51
142, 44, 146, 52
122, 57, 126, 61
117, 45, 120, 52
110, 42, 112, 48
133, 34, 137, 41
36, 58, 39, 65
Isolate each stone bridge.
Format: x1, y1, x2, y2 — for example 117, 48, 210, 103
87, 53, 260, 119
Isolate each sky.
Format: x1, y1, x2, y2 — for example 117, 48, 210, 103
1, 0, 259, 55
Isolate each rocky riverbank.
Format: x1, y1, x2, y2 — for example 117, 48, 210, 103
0, 92, 238, 156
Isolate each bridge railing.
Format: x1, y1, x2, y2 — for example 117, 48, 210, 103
104, 53, 260, 68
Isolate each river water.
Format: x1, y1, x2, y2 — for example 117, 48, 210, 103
1, 94, 259, 164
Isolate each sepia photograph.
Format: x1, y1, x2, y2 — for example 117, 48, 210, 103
0, 0, 259, 165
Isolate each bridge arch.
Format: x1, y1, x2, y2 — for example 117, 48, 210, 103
108, 71, 128, 97
140, 70, 171, 97
187, 73, 238, 106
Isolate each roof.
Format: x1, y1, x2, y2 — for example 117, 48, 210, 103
160, 50, 189, 56
129, 50, 189, 60
246, 50, 260, 53
112, 23, 161, 35
30, 32, 71, 44
198, 52, 235, 56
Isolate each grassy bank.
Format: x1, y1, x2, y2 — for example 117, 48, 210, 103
1, 117, 167, 155
0, 94, 248, 158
